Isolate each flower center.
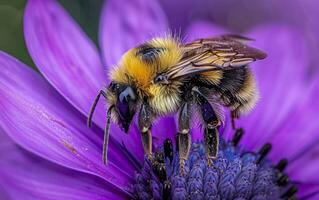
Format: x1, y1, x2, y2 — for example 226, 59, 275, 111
132, 129, 297, 200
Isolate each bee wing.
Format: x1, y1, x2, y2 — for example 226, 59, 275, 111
165, 35, 267, 80
215, 34, 255, 43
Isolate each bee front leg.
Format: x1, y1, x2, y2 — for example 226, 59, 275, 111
177, 102, 191, 175
192, 88, 220, 167
138, 102, 154, 160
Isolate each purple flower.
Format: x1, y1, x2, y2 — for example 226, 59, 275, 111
0, 0, 318, 199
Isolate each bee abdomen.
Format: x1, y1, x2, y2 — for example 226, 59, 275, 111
216, 67, 259, 116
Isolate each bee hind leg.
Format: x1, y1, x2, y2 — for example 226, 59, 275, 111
192, 88, 220, 167
138, 102, 154, 160
177, 102, 191, 175
204, 127, 219, 167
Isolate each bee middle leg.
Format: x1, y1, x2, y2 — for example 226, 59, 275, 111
177, 102, 191, 175
231, 110, 239, 130
138, 102, 154, 160
192, 88, 220, 166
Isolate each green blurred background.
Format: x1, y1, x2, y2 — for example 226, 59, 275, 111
0, 0, 104, 69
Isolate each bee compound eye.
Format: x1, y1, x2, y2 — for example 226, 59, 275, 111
109, 82, 119, 91
154, 74, 168, 84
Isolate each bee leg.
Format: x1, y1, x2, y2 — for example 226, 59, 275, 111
204, 127, 219, 167
177, 102, 191, 175
138, 102, 154, 160
87, 89, 108, 128
231, 111, 238, 130
192, 88, 220, 167
141, 130, 153, 161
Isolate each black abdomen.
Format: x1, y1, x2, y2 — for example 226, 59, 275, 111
208, 67, 258, 116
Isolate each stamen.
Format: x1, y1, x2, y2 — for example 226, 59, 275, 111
155, 163, 167, 182
155, 151, 165, 163
277, 173, 289, 186
133, 129, 299, 199
232, 128, 244, 146
256, 143, 272, 164
163, 180, 171, 200
164, 139, 173, 162
276, 159, 288, 172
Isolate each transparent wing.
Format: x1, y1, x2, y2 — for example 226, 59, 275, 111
164, 35, 267, 81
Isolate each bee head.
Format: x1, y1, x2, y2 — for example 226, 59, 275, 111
107, 82, 137, 133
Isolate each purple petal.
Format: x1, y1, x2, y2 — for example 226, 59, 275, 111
24, 0, 106, 123
298, 183, 319, 199
185, 20, 228, 42
282, 81, 319, 183
0, 186, 10, 200
152, 116, 177, 148
99, 0, 168, 67
268, 84, 319, 163
110, 122, 145, 162
0, 51, 133, 194
229, 25, 310, 151
288, 140, 319, 184
0, 130, 128, 200
23, 0, 140, 174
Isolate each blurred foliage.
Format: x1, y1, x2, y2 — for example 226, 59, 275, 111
0, 0, 104, 69
58, 0, 104, 45
0, 0, 32, 67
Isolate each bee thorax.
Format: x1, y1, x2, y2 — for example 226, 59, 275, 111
148, 85, 181, 115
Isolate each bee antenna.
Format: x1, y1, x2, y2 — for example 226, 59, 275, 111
87, 90, 107, 128
103, 106, 114, 165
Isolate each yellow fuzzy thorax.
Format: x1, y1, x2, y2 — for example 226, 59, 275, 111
110, 37, 183, 94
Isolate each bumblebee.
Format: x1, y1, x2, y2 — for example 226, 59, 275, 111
87, 35, 266, 172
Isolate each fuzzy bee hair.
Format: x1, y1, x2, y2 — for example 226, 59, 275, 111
109, 37, 184, 116
88, 34, 266, 165
108, 36, 263, 119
